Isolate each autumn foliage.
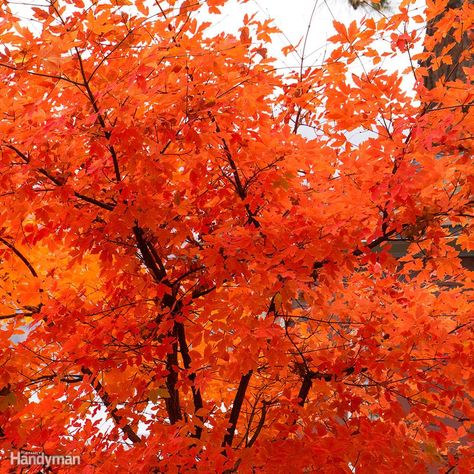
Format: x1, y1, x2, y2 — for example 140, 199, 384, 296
0, 0, 473, 472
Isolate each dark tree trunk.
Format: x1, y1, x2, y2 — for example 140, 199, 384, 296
422, 0, 472, 90
349, 0, 472, 90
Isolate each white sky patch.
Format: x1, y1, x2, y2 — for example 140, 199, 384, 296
201, 0, 426, 79
198, 0, 426, 143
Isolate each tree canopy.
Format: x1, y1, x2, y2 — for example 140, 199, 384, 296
0, 0, 472, 472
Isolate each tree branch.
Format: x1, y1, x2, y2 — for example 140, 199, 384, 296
175, 321, 204, 438
133, 224, 184, 424
3, 144, 115, 211
0, 62, 84, 87
297, 373, 313, 407
164, 325, 182, 424
133, 225, 166, 282
81, 367, 141, 444
0, 312, 33, 321
222, 370, 253, 448
246, 401, 267, 448
208, 113, 260, 228
0, 237, 38, 278
74, 47, 121, 182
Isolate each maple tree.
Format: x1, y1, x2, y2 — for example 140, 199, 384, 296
0, 0, 473, 472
